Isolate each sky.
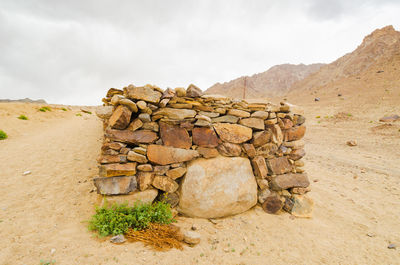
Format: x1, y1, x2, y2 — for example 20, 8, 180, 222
0, 0, 399, 105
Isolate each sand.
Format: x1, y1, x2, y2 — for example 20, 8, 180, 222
0, 99, 399, 265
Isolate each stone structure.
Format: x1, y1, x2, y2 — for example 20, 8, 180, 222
95, 84, 313, 218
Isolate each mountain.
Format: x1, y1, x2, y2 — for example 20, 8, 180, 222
0, 98, 47, 104
289, 25, 400, 97
205, 63, 325, 99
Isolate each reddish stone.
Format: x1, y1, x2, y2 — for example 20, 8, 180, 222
108, 105, 132, 129
284, 125, 306, 141
152, 176, 179, 193
97, 155, 127, 164
266, 156, 293, 175
252, 131, 272, 147
137, 171, 155, 191
242, 143, 256, 158
281, 118, 294, 129
197, 147, 219, 158
98, 163, 137, 177
147, 145, 199, 165
160, 122, 191, 149
270, 173, 310, 191
289, 148, 305, 160
251, 156, 268, 179
217, 142, 242, 157
192, 127, 220, 148
262, 195, 283, 214
105, 128, 158, 144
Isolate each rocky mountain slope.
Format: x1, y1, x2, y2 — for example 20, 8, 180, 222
205, 63, 325, 99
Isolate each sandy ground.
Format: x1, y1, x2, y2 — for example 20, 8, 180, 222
0, 99, 399, 265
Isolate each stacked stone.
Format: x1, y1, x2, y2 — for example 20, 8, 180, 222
95, 83, 312, 217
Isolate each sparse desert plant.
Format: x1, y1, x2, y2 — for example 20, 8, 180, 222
39, 260, 56, 265
18, 114, 28, 120
316, 116, 321, 119
75, 113, 82, 116
39, 106, 52, 112
88, 200, 174, 237
0, 130, 7, 140
61, 107, 67, 111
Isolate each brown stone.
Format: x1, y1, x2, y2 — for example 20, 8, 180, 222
108, 105, 132, 129
96, 189, 158, 207
267, 124, 283, 146
256, 143, 278, 158
162, 88, 175, 99
252, 130, 272, 147
227, 109, 250, 118
284, 126, 306, 141
289, 148, 305, 160
105, 128, 158, 144
379, 114, 400, 122
180, 121, 195, 131
163, 192, 180, 208
265, 118, 278, 125
127, 118, 143, 131
251, 111, 269, 119
166, 167, 187, 180
213, 123, 252, 144
169, 103, 193, 109
137, 164, 153, 171
98, 155, 127, 164
159, 122, 191, 149
137, 171, 155, 191
239, 118, 265, 130
270, 173, 310, 191
186, 84, 203, 97
174, 87, 186, 97
262, 195, 283, 214
281, 118, 293, 129
294, 114, 306, 125
138, 113, 151, 122
153, 108, 196, 120
266, 157, 293, 175
103, 149, 119, 155
251, 156, 268, 179
101, 142, 126, 151
242, 143, 256, 158
211, 115, 239, 123
153, 165, 170, 175
256, 177, 270, 189
96, 106, 114, 119
99, 163, 137, 177
147, 145, 199, 165
124, 85, 162, 104
290, 195, 314, 218
197, 147, 219, 158
152, 176, 179, 193
118, 98, 138, 112
142, 122, 159, 132
119, 147, 130, 155
94, 175, 137, 195
192, 127, 219, 148
291, 187, 311, 195
127, 151, 148, 163
106, 88, 123, 98
283, 139, 305, 150
217, 142, 242, 157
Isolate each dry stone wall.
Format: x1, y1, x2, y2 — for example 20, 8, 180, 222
95, 84, 313, 218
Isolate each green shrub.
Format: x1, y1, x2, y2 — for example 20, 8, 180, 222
39, 106, 52, 112
75, 113, 82, 116
88, 201, 174, 237
0, 130, 7, 140
18, 114, 28, 120
61, 108, 67, 111
315, 116, 321, 119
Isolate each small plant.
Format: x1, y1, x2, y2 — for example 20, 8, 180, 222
0, 130, 7, 140
18, 114, 28, 120
76, 113, 82, 116
316, 116, 321, 118
61, 108, 67, 111
39, 106, 51, 112
88, 200, 174, 237
347, 113, 352, 117
40, 260, 56, 265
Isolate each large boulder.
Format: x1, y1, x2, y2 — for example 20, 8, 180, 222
178, 156, 257, 218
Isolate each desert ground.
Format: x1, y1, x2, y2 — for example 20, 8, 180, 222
0, 92, 399, 264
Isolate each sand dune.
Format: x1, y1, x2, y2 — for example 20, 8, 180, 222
0, 99, 399, 264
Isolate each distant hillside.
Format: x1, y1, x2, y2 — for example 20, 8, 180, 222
0, 98, 47, 104
205, 63, 325, 99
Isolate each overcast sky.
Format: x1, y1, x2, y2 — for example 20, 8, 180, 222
0, 0, 399, 105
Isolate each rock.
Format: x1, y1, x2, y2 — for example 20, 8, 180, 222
192, 127, 219, 148
110, 234, 126, 244
256, 143, 278, 158
118, 98, 138, 112
242, 143, 256, 158
199, 111, 220, 118
266, 157, 293, 175
197, 147, 219, 158
265, 118, 277, 125
127, 151, 148, 163
211, 115, 239, 123
290, 195, 314, 218
102, 142, 126, 151
152, 175, 179, 193
252, 131, 271, 147
281, 118, 293, 129
99, 163, 137, 177
217, 142, 242, 157
227, 109, 250, 118
127, 118, 143, 131
137, 171, 155, 191
346, 140, 357, 146
180, 120, 194, 131
213, 123, 252, 144
153, 165, 170, 175
195, 114, 211, 122
136, 100, 147, 109
267, 124, 283, 146
138, 113, 151, 122
270, 173, 310, 191
97, 189, 158, 207
110, 95, 124, 105
132, 147, 147, 155
23, 170, 31, 176
283, 196, 295, 212
137, 164, 153, 171
289, 148, 305, 160
251, 156, 268, 179
183, 230, 201, 245
106, 88, 123, 98
98, 154, 127, 164
119, 147, 130, 155
239, 118, 265, 130
103, 149, 119, 155
258, 189, 271, 204
105, 129, 158, 144
94, 175, 137, 195
178, 156, 257, 218
256, 178, 270, 189
153, 108, 196, 120
283, 139, 305, 149
379, 115, 400, 122
162, 88, 175, 99
163, 192, 180, 208
314, 97, 320, 102
251, 111, 269, 119
294, 115, 306, 126
166, 167, 187, 180
108, 105, 132, 130
194, 119, 211, 127
96, 106, 114, 119
388, 243, 396, 249
159, 122, 192, 149
159, 98, 170, 107
284, 126, 306, 141
291, 187, 311, 194
186, 84, 203, 97
175, 87, 186, 97
262, 195, 283, 214
294, 160, 304, 167
147, 145, 199, 165
124, 85, 162, 104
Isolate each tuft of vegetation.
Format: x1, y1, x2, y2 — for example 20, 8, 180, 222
75, 113, 82, 116
61, 108, 67, 111
18, 114, 28, 120
88, 201, 174, 237
39, 106, 51, 112
40, 260, 56, 265
315, 116, 321, 119
0, 130, 7, 140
